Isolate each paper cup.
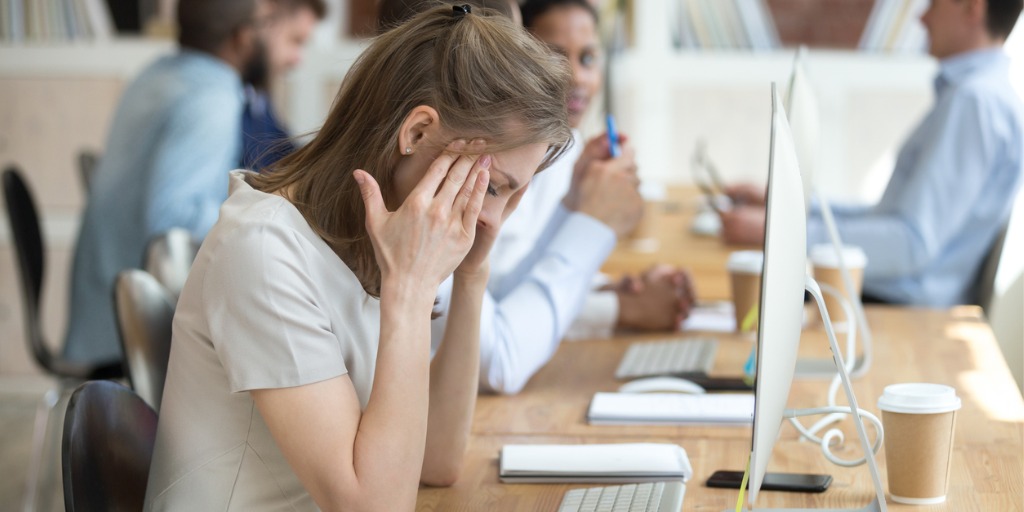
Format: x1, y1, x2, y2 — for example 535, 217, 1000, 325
810, 244, 867, 327
877, 383, 961, 505
727, 251, 763, 331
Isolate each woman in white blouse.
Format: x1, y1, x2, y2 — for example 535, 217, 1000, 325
144, 5, 572, 511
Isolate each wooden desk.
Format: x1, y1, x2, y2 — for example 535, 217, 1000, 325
416, 188, 1024, 510
419, 307, 1023, 510
417, 432, 1020, 511
601, 187, 760, 301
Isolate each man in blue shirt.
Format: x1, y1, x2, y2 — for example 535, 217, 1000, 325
240, 0, 325, 172
721, 0, 1024, 308
65, 0, 270, 363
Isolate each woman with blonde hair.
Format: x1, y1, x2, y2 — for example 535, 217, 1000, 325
144, 5, 571, 511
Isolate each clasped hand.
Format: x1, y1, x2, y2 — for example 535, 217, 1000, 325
615, 265, 697, 331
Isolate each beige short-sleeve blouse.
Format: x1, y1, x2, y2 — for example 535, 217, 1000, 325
144, 172, 381, 511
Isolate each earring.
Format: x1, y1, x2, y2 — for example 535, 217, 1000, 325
405, 147, 412, 154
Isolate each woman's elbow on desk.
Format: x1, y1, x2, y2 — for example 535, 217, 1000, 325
420, 461, 465, 488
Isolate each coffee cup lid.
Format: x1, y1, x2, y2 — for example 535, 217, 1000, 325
877, 383, 961, 414
727, 251, 764, 274
810, 244, 867, 268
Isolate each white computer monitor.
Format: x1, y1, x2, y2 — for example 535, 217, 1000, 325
784, 46, 820, 211
785, 47, 875, 381
746, 85, 886, 512
748, 83, 809, 505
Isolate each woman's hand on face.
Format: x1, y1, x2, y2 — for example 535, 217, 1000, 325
355, 140, 491, 294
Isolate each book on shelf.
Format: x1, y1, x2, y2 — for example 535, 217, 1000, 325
1, 0, 113, 43
672, 0, 779, 51
859, 0, 929, 53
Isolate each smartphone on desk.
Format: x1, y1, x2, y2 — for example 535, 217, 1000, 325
682, 374, 754, 392
706, 470, 831, 493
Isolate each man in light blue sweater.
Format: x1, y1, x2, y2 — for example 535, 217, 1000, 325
721, 0, 1024, 308
66, 0, 271, 363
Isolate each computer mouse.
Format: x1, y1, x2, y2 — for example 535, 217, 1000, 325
618, 377, 707, 395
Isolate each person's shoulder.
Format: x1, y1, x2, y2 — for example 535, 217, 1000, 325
953, 58, 1020, 106
128, 53, 241, 115
946, 73, 1023, 129
208, 175, 328, 266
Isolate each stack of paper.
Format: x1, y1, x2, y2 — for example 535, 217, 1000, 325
681, 302, 736, 332
499, 443, 693, 484
588, 392, 754, 426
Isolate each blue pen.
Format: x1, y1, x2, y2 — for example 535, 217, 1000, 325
606, 114, 621, 158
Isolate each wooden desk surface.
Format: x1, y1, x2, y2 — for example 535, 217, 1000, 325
602, 187, 758, 301
417, 432, 1020, 511
416, 187, 1023, 510
420, 307, 1023, 511
471, 307, 1024, 444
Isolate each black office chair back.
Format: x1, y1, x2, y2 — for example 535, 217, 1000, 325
78, 151, 100, 194
2, 166, 122, 379
62, 380, 158, 512
975, 220, 1010, 314
3, 166, 53, 372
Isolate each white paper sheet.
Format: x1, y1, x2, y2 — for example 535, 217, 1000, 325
681, 302, 737, 333
588, 392, 754, 426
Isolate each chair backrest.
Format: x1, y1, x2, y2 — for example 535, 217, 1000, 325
144, 228, 199, 299
77, 151, 100, 194
114, 269, 175, 412
62, 380, 157, 512
975, 220, 1011, 313
989, 270, 1024, 393
2, 167, 124, 380
2, 166, 54, 372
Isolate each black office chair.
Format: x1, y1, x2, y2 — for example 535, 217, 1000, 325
974, 219, 1010, 314
2, 166, 122, 379
77, 151, 100, 195
62, 380, 157, 512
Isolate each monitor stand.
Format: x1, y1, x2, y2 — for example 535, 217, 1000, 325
796, 189, 873, 380
734, 276, 888, 512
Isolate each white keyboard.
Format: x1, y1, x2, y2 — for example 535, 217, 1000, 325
558, 481, 686, 512
615, 338, 718, 380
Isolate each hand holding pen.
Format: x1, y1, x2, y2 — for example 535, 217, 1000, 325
562, 124, 643, 238
606, 114, 622, 158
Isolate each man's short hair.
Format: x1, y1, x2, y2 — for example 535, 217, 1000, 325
377, 0, 516, 33
177, 0, 258, 53
987, 0, 1023, 39
272, 0, 328, 20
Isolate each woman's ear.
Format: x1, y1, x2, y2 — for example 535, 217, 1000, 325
397, 106, 441, 156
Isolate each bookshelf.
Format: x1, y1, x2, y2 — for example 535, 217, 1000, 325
0, 0, 117, 44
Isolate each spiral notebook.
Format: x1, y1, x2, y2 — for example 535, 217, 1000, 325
499, 443, 693, 484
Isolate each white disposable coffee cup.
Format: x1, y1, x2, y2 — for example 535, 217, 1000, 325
877, 383, 961, 505
810, 244, 867, 326
727, 251, 763, 331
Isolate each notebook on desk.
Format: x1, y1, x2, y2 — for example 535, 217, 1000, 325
587, 392, 755, 426
499, 443, 693, 484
